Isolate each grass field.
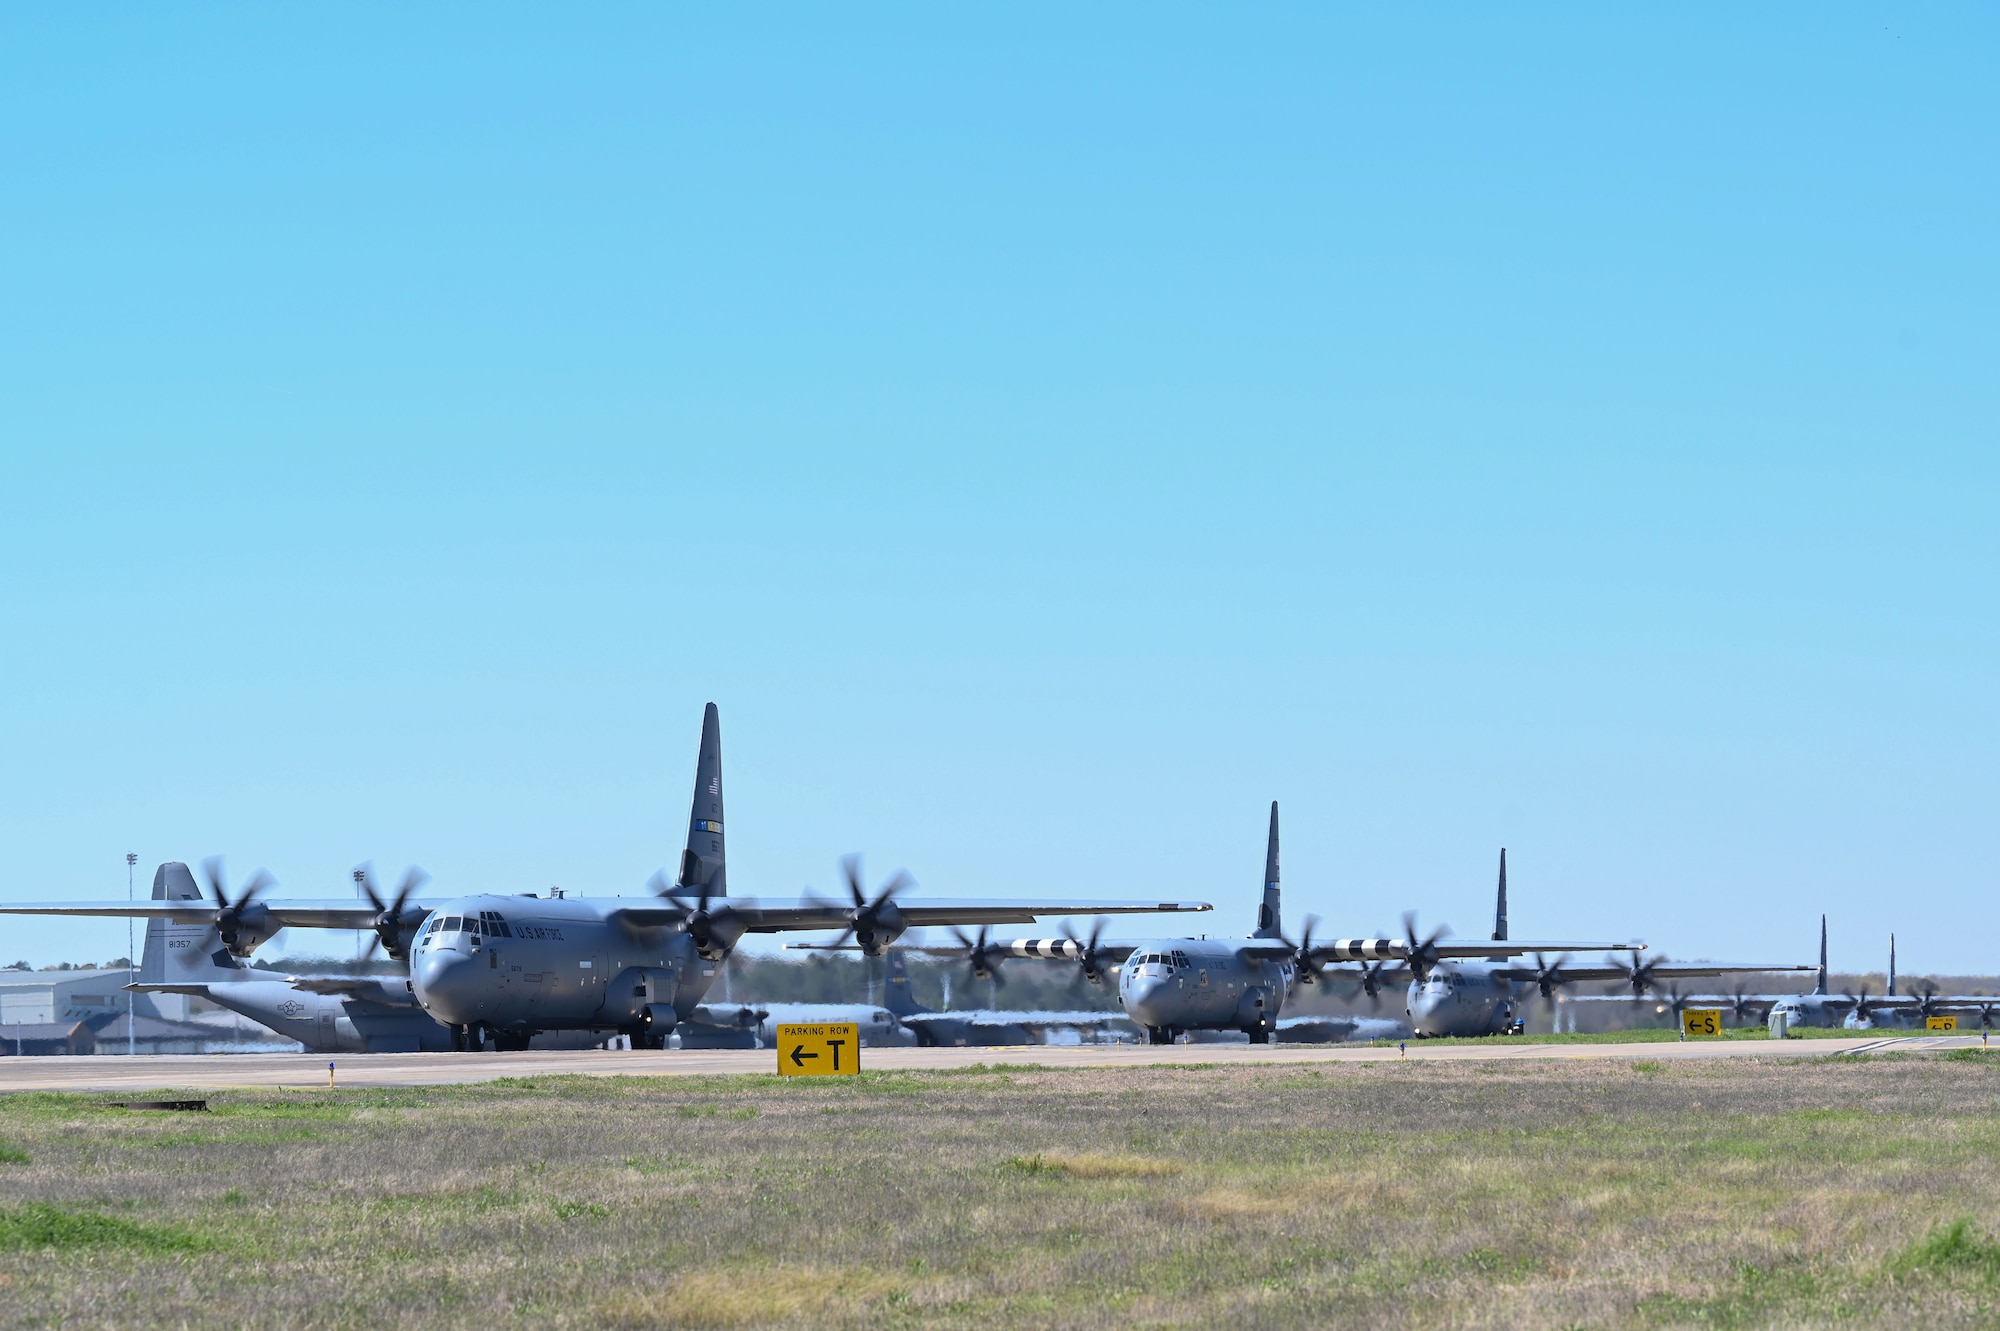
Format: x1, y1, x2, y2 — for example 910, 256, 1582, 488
4, 1053, 2000, 1328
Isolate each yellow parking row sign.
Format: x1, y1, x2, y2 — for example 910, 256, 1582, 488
1682, 1009, 1722, 1037
776, 1022, 860, 1076
1927, 1015, 1959, 1031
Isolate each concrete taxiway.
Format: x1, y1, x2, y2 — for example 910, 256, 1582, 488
0, 1034, 1984, 1093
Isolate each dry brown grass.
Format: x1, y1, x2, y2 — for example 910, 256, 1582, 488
2, 1055, 2000, 1328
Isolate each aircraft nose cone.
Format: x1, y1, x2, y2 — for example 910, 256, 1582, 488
1124, 976, 1169, 1026
415, 948, 481, 1023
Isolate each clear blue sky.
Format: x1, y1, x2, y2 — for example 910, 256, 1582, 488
2, 7, 1994, 973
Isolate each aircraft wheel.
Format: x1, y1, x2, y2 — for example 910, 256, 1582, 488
494, 1030, 533, 1053
450, 1025, 467, 1053
1247, 1022, 1270, 1045
1146, 1026, 1172, 1045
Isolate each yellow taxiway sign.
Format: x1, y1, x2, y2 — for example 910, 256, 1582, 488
776, 1022, 860, 1076
1927, 1015, 1959, 1031
1681, 1009, 1722, 1037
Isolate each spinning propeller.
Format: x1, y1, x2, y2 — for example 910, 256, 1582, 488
646, 870, 740, 959
815, 855, 911, 957
1061, 918, 1115, 987
948, 925, 1008, 987
1400, 913, 1451, 982
356, 863, 430, 960
1654, 984, 1696, 1020
1725, 990, 1767, 1024
1842, 986, 1888, 1026
1281, 915, 1330, 985
1352, 960, 1396, 1008
199, 857, 275, 958
1524, 952, 1574, 1003
1610, 953, 1670, 997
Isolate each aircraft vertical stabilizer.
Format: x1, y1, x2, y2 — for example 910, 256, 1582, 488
678, 702, 726, 895
883, 950, 927, 1018
1814, 915, 1828, 996
139, 861, 245, 985
1252, 801, 1284, 938
1492, 849, 1509, 942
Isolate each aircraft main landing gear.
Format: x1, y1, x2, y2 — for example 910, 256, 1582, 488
1146, 1026, 1175, 1045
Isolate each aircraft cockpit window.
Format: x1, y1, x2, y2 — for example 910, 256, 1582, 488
442, 916, 463, 932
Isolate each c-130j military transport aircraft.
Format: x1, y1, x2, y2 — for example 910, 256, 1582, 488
805, 803, 1645, 1044
1365, 851, 1815, 1038
0, 705, 1211, 1051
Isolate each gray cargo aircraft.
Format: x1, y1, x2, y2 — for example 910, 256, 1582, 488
689, 952, 1135, 1048
2, 704, 1210, 1051
1592, 917, 2000, 1031
1371, 851, 1814, 1037
837, 804, 1642, 1043
128, 861, 449, 1053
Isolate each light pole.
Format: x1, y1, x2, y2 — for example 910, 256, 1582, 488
352, 869, 366, 965
125, 853, 137, 1056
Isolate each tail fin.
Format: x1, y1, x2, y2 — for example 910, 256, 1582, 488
676, 703, 726, 894
1251, 802, 1283, 938
1888, 933, 1897, 997
1813, 915, 1828, 996
882, 950, 926, 1017
1491, 849, 1509, 941
139, 862, 246, 985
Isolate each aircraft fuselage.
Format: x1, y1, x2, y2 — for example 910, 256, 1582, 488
1116, 937, 1295, 1040
1403, 962, 1522, 1038
199, 979, 455, 1054
411, 894, 719, 1043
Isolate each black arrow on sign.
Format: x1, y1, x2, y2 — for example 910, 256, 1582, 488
789, 1045, 818, 1068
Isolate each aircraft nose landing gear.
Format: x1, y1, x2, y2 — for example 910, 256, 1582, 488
453, 1023, 493, 1052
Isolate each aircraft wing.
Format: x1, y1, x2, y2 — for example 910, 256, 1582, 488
0, 898, 444, 930
1294, 937, 1647, 962
732, 897, 1209, 931
1491, 961, 1817, 985
785, 939, 1145, 963
281, 977, 413, 1001
905, 1010, 1131, 1028
1568, 992, 1807, 1010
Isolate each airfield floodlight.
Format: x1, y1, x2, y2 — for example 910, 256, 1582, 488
125, 853, 137, 1057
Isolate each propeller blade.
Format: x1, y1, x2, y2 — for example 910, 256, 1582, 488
202, 857, 230, 910
869, 871, 913, 912
354, 863, 388, 913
